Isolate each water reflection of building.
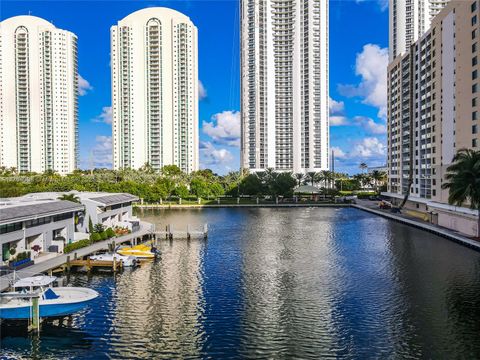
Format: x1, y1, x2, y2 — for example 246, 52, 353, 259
111, 232, 205, 357
240, 208, 338, 357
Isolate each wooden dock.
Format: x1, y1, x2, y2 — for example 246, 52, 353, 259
155, 224, 208, 240
61, 258, 123, 272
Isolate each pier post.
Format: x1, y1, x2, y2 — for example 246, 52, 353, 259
165, 225, 168, 240
113, 258, 117, 272
29, 296, 40, 333
237, 197, 240, 204
169, 224, 173, 240
86, 257, 91, 272
74, 252, 78, 260
66, 256, 71, 273
204, 223, 208, 240
256, 197, 259, 205
187, 224, 191, 240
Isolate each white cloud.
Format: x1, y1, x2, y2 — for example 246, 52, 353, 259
199, 80, 207, 100
78, 74, 93, 96
200, 141, 233, 165
330, 116, 349, 126
92, 106, 112, 125
353, 116, 387, 134
332, 146, 347, 159
350, 137, 386, 158
356, 0, 388, 11
338, 44, 388, 118
202, 110, 241, 147
90, 135, 112, 168
329, 97, 345, 115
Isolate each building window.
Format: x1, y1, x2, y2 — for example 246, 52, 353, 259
474, 70, 479, 80
473, 15, 478, 26
0, 222, 23, 234
473, 84, 479, 93
474, 98, 478, 107
474, 111, 478, 120
474, 29, 478, 39
473, 138, 478, 147
473, 56, 478, 66
474, 43, 478, 53
473, 125, 478, 134
473, 1, 478, 12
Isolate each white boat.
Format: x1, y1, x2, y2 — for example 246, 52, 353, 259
0, 275, 98, 320
89, 253, 137, 267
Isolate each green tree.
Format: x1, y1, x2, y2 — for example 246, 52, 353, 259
88, 216, 94, 233
94, 223, 106, 233
174, 184, 189, 199
442, 149, 480, 236
58, 193, 81, 203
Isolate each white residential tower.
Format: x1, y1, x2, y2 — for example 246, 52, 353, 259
0, 16, 78, 174
240, 0, 329, 173
111, 8, 199, 173
389, 0, 450, 61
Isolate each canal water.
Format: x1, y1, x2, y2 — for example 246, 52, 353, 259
2, 207, 480, 359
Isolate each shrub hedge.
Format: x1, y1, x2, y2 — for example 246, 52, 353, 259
64, 239, 91, 253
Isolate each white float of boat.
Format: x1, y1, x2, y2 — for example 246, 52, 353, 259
89, 253, 137, 267
0, 275, 98, 320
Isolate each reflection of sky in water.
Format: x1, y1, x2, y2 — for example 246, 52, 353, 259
3, 208, 480, 359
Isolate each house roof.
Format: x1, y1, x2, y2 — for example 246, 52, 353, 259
294, 185, 321, 194
87, 193, 138, 206
0, 200, 83, 225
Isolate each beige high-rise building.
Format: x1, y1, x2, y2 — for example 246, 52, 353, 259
389, 0, 450, 61
0, 16, 78, 174
385, 0, 480, 236
111, 7, 199, 173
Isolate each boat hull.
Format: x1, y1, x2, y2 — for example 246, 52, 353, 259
0, 298, 96, 320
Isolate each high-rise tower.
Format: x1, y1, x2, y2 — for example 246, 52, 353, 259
111, 7, 199, 173
240, 0, 329, 173
389, 0, 450, 61
0, 16, 78, 174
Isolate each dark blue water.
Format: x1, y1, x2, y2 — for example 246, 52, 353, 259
2, 207, 480, 359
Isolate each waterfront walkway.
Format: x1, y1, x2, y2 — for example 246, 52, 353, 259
0, 221, 154, 292
136, 203, 350, 209
353, 201, 480, 251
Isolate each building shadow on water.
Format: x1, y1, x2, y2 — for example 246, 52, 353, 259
1, 320, 95, 358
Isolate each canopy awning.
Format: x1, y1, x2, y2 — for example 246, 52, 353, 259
294, 185, 321, 194
13, 275, 57, 288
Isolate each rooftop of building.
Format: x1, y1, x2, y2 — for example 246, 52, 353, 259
20, 191, 139, 207
0, 198, 84, 225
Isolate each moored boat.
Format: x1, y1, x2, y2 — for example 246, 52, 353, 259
116, 244, 160, 259
89, 253, 137, 267
0, 275, 98, 320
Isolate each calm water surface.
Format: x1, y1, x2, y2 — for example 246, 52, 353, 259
2, 207, 480, 359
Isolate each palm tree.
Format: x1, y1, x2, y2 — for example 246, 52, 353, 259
58, 193, 81, 203
441, 149, 480, 237
294, 173, 305, 186
371, 170, 387, 193
306, 172, 317, 186
359, 163, 368, 174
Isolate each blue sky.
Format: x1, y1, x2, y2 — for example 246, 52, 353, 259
2, 0, 389, 175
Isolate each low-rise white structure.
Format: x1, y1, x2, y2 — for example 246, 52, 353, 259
21, 191, 140, 233
0, 197, 83, 264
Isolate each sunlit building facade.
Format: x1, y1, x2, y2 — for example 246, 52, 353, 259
240, 0, 329, 173
0, 15, 78, 174
111, 8, 199, 173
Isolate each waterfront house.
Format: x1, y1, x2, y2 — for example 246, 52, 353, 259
0, 198, 84, 265
20, 191, 140, 233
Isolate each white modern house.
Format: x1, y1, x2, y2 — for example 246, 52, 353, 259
240, 0, 329, 173
111, 7, 199, 173
0, 197, 83, 265
0, 15, 79, 174
21, 191, 140, 233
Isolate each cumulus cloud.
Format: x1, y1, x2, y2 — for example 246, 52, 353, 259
356, 0, 388, 11
200, 141, 233, 166
331, 146, 347, 159
338, 44, 388, 118
92, 106, 112, 125
329, 97, 345, 115
330, 116, 349, 126
350, 137, 386, 158
353, 116, 387, 134
78, 74, 93, 96
199, 80, 207, 100
91, 135, 112, 168
202, 110, 240, 147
